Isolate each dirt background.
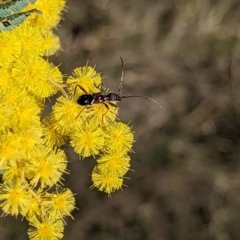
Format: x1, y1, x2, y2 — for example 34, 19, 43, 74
2, 0, 240, 239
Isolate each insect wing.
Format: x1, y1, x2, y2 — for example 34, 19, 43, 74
0, 0, 37, 18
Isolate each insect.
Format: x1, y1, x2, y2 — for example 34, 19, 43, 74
75, 57, 161, 111
0, 0, 41, 31
47, 58, 161, 121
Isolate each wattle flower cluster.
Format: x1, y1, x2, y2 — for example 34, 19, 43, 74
0, 0, 134, 239
50, 67, 134, 194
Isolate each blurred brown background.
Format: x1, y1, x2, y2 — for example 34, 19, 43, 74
3, 0, 240, 239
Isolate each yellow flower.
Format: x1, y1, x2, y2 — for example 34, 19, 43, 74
70, 121, 104, 158
42, 188, 75, 219
88, 102, 118, 126
0, 0, 139, 237
14, 126, 43, 158
91, 166, 123, 195
7, 90, 41, 129
0, 133, 20, 168
36, 61, 63, 98
67, 66, 102, 97
42, 115, 67, 147
23, 189, 44, 218
14, 23, 45, 56
49, 0, 67, 10
2, 86, 24, 106
25, 194, 41, 218
28, 216, 64, 240
28, 147, 67, 188
103, 122, 134, 153
97, 150, 130, 177
52, 96, 85, 135
11, 54, 63, 98
2, 159, 25, 184
26, 0, 65, 31
42, 31, 61, 56
0, 65, 15, 94
0, 101, 13, 131
0, 181, 31, 216
46, 62, 64, 85
11, 54, 46, 91
0, 31, 22, 66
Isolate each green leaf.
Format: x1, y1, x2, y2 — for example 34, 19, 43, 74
0, 8, 41, 31
0, 0, 37, 18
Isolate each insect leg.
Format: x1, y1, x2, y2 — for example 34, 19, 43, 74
74, 84, 88, 97
75, 106, 86, 119
101, 103, 110, 125
108, 102, 118, 108
94, 82, 104, 92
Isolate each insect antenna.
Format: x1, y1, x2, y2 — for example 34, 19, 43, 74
118, 57, 161, 108
121, 95, 161, 108
119, 57, 124, 95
